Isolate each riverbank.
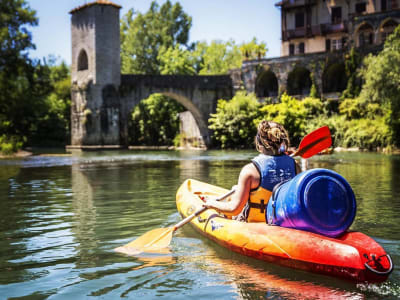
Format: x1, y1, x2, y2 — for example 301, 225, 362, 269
1, 145, 399, 158
0, 150, 32, 159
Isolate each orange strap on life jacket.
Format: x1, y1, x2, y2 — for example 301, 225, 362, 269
247, 187, 272, 223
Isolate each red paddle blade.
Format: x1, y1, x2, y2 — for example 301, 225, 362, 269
296, 126, 332, 159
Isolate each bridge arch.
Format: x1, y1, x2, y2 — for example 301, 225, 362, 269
322, 62, 347, 94
128, 91, 209, 147
287, 66, 312, 96
255, 68, 279, 99
119, 75, 233, 147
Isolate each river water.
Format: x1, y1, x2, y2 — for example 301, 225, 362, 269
0, 150, 399, 299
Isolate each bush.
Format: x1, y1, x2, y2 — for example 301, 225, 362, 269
259, 94, 324, 145
305, 115, 391, 150
208, 91, 261, 148
129, 94, 185, 146
0, 135, 23, 155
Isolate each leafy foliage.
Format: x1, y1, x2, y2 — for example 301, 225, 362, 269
259, 94, 324, 145
158, 45, 196, 75
120, 1, 192, 74
129, 94, 185, 145
208, 92, 261, 148
341, 47, 362, 99
0, 0, 41, 152
359, 25, 400, 145
0, 0, 71, 153
305, 115, 391, 150
239, 37, 268, 60
31, 58, 71, 146
194, 40, 242, 74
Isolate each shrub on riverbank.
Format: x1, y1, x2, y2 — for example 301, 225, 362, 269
209, 92, 393, 150
129, 93, 185, 146
0, 135, 24, 155
208, 92, 261, 148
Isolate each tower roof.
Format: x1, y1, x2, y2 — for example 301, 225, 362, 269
69, 0, 121, 14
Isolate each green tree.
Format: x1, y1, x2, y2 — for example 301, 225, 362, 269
0, 0, 42, 151
130, 94, 185, 145
259, 93, 312, 145
158, 44, 196, 75
194, 40, 242, 75
359, 25, 400, 145
209, 91, 261, 148
341, 47, 362, 99
120, 1, 192, 74
31, 57, 71, 146
239, 37, 268, 61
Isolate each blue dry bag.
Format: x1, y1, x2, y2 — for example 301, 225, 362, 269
266, 168, 356, 237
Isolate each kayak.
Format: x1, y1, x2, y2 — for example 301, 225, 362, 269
176, 179, 393, 283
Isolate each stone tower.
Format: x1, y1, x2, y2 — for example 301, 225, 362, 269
70, 1, 122, 146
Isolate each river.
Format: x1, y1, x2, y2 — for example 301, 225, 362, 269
0, 150, 399, 299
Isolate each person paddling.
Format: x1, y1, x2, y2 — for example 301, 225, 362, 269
203, 120, 301, 222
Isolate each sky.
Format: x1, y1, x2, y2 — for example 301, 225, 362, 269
26, 0, 282, 65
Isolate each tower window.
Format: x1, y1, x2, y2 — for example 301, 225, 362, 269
78, 49, 88, 71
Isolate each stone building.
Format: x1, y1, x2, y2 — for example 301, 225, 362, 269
240, 0, 400, 100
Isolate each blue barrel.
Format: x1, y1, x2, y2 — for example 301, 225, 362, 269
266, 168, 356, 238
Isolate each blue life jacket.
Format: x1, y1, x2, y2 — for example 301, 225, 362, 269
246, 154, 297, 222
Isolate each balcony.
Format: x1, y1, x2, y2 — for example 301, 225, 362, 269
283, 22, 348, 40
283, 27, 307, 40
320, 22, 348, 34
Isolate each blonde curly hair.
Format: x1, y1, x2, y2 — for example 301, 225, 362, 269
255, 121, 290, 155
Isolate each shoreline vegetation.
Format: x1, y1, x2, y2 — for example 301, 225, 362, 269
1, 1, 400, 157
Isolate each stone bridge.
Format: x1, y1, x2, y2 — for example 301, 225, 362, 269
119, 75, 232, 146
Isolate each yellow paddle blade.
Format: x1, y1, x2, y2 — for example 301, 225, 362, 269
114, 227, 174, 256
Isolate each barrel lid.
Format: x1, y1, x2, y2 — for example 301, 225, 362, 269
300, 169, 356, 236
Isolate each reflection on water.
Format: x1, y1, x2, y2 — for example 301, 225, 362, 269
0, 150, 399, 299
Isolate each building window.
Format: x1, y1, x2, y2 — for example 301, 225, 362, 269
342, 37, 348, 49
381, 0, 387, 11
289, 43, 295, 55
295, 12, 304, 28
326, 39, 331, 51
77, 49, 88, 71
331, 7, 342, 24
332, 38, 342, 50
298, 42, 305, 54
355, 2, 367, 14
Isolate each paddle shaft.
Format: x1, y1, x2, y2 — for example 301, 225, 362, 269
173, 189, 236, 231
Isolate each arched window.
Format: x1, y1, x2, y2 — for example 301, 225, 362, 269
77, 49, 88, 71
380, 19, 398, 43
356, 23, 374, 47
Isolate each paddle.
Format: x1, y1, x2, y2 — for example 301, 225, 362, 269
114, 189, 235, 255
115, 126, 332, 256
290, 126, 331, 158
